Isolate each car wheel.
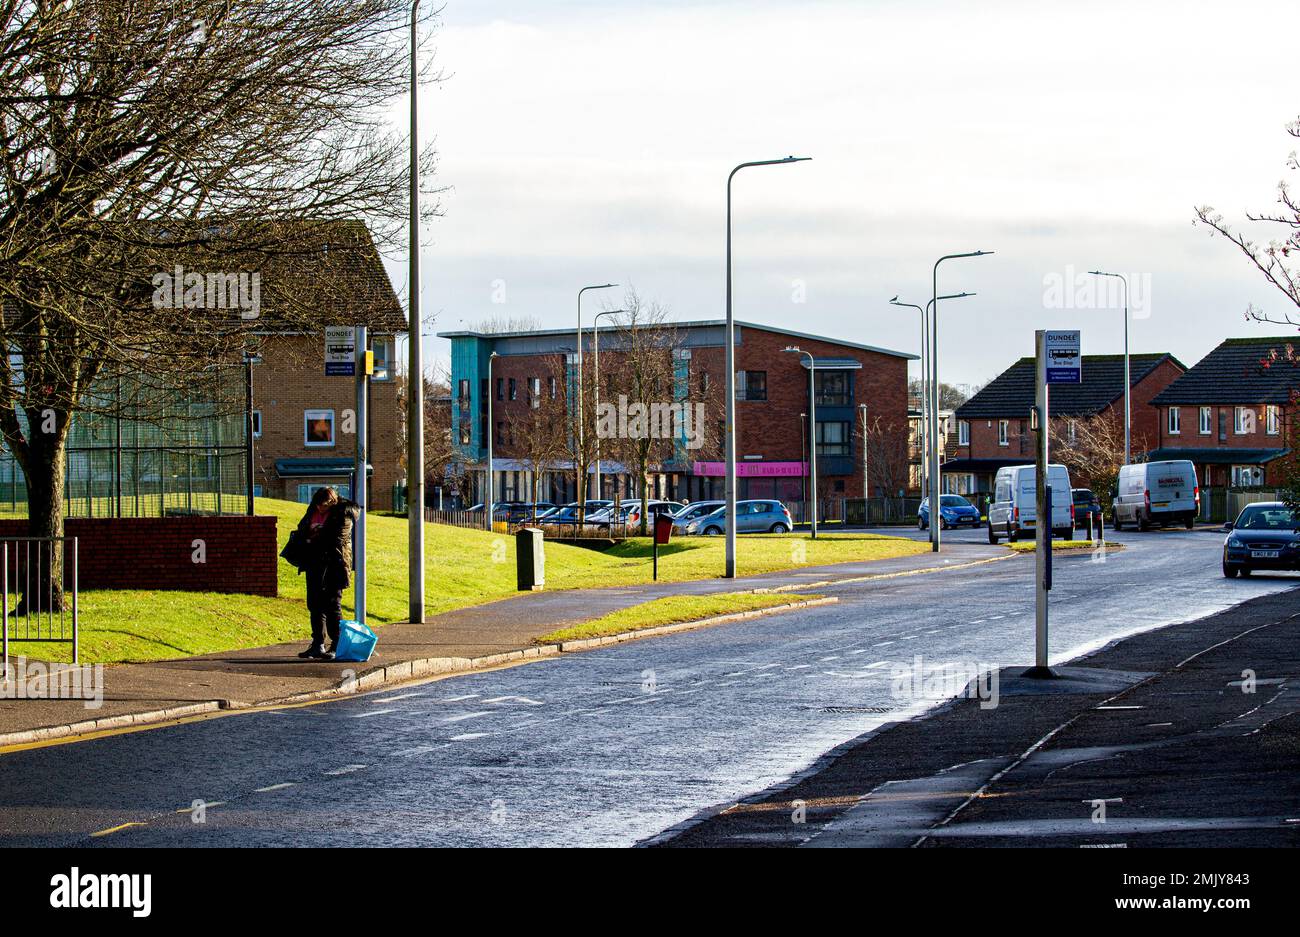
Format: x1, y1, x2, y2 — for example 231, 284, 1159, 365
940, 517, 950, 530
1138, 512, 1150, 531
917, 516, 926, 530
1185, 516, 1195, 530
1240, 566, 1253, 577
1112, 513, 1123, 532
1223, 562, 1239, 578
1007, 524, 1018, 543
769, 523, 789, 533
704, 526, 721, 536
987, 523, 999, 545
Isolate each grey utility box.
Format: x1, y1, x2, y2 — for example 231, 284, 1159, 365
516, 527, 545, 592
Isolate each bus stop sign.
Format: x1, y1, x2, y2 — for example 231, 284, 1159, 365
1044, 330, 1081, 384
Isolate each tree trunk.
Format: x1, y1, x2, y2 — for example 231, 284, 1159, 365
15, 426, 69, 615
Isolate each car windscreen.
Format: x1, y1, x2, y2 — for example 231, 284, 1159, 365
940, 496, 970, 507
1235, 506, 1299, 530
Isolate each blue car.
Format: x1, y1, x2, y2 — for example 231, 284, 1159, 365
918, 494, 982, 530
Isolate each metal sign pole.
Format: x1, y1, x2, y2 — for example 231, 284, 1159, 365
1033, 329, 1050, 674
355, 326, 368, 624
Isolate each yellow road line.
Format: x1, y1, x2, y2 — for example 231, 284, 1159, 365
90, 821, 146, 837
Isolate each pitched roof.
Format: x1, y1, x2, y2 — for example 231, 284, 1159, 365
956, 353, 1183, 419
1145, 447, 1289, 465
1150, 337, 1300, 406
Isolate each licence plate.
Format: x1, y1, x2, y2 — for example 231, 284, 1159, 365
1153, 502, 1169, 508
1252, 550, 1280, 559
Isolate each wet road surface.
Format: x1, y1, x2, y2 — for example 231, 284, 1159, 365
1, 526, 1294, 846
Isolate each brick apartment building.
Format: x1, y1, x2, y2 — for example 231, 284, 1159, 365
248, 223, 408, 509
436, 320, 915, 508
1149, 336, 1298, 488
944, 352, 1186, 496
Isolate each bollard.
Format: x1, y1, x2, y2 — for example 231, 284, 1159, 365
516, 527, 545, 592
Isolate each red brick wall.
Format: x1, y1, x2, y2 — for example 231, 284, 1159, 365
1156, 402, 1292, 485
0, 516, 278, 596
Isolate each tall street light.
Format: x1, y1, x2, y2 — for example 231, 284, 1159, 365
1088, 270, 1132, 465
785, 346, 817, 538
890, 291, 975, 502
576, 283, 618, 516
591, 308, 627, 501
931, 252, 994, 553
407, 0, 425, 623
485, 351, 498, 532
725, 156, 811, 577
858, 403, 869, 525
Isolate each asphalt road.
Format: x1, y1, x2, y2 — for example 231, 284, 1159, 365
1, 526, 1294, 847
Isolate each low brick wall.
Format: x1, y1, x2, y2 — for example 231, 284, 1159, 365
0, 516, 278, 597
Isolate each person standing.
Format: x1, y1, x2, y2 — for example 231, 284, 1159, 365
293, 486, 362, 661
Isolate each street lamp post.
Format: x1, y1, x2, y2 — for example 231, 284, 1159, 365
890, 291, 975, 503
407, 0, 425, 624
858, 403, 869, 525
576, 283, 617, 515
786, 347, 817, 538
592, 308, 626, 502
931, 253, 993, 553
1088, 270, 1131, 465
485, 351, 498, 532
725, 156, 811, 577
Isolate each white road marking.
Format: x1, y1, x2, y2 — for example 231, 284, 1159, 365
439, 694, 480, 703
325, 764, 368, 776
483, 695, 544, 706
353, 708, 398, 718
178, 801, 225, 812
786, 664, 813, 670
254, 783, 296, 793
450, 732, 491, 741
394, 745, 440, 758
873, 640, 896, 647
867, 661, 890, 669
443, 711, 493, 723
819, 655, 840, 661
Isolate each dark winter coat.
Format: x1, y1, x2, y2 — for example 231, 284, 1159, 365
291, 499, 362, 591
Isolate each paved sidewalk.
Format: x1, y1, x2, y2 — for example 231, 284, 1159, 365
656, 585, 1300, 848
0, 541, 1007, 746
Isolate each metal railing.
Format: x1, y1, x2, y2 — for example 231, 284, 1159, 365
2, 537, 80, 666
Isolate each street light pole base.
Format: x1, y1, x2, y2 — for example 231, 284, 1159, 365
1021, 665, 1057, 680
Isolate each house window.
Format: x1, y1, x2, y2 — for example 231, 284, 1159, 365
304, 409, 335, 447
1266, 405, 1280, 435
816, 420, 851, 457
743, 370, 768, 401
458, 379, 470, 403
371, 336, 393, 381
1234, 406, 1253, 435
459, 419, 471, 446
509, 378, 517, 401
998, 420, 1009, 446
548, 376, 557, 399
1199, 406, 1212, 435
251, 410, 262, 439
958, 420, 969, 446
529, 377, 541, 409
815, 370, 851, 406
1232, 465, 1264, 488
496, 377, 504, 401
297, 483, 333, 504
1167, 407, 1180, 435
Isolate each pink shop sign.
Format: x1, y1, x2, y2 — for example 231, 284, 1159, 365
692, 461, 808, 478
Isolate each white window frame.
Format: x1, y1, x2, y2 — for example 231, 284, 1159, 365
304, 409, 336, 448
251, 410, 262, 439
1266, 404, 1280, 435
958, 420, 969, 446
371, 335, 394, 382
1167, 406, 1180, 435
1234, 406, 1251, 435
997, 419, 1009, 446
1199, 406, 1211, 435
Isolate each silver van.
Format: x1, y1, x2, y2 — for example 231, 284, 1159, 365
1112, 460, 1198, 530
987, 463, 1074, 543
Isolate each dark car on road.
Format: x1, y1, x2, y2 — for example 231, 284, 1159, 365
1222, 502, 1300, 578
1072, 488, 1104, 535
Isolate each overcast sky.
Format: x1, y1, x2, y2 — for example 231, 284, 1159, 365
386, 0, 1300, 390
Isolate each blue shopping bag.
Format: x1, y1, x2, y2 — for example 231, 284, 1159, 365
335, 619, 377, 662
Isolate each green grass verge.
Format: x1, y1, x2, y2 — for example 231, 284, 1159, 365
1007, 539, 1124, 552
535, 592, 824, 645
6, 500, 925, 664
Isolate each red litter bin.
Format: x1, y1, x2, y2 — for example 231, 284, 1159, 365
653, 514, 673, 579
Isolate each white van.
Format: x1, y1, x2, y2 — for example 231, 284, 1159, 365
1112, 460, 1199, 531
987, 463, 1074, 544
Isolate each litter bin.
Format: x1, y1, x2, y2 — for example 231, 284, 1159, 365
516, 527, 545, 592
653, 514, 673, 545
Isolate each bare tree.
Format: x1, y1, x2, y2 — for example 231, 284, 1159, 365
1050, 414, 1146, 508
510, 354, 570, 519
0, 0, 442, 608
1196, 115, 1300, 329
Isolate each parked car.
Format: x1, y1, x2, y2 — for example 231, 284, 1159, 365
539, 500, 613, 525
588, 500, 685, 530
671, 500, 725, 532
685, 500, 793, 535
499, 502, 555, 523
1222, 502, 1300, 578
987, 464, 1074, 544
1072, 488, 1104, 534
1112, 459, 1199, 531
918, 494, 982, 530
